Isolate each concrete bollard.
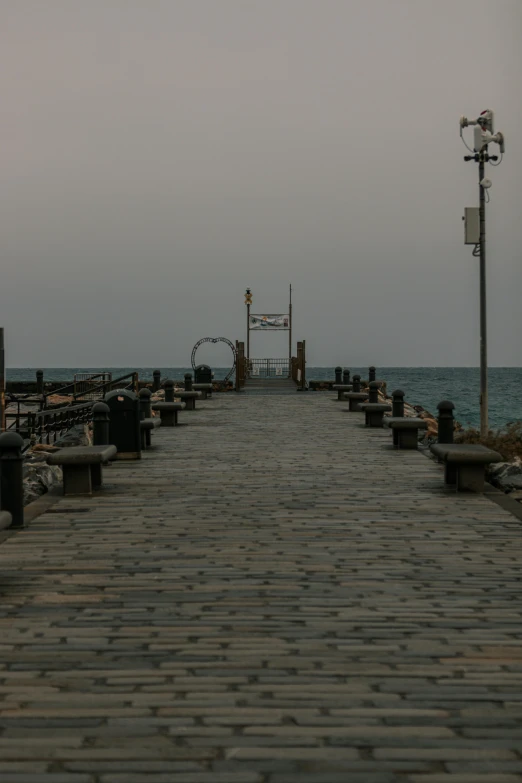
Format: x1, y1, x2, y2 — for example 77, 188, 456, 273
368, 381, 380, 404
139, 388, 152, 419
335, 366, 342, 385
184, 373, 193, 392
0, 432, 25, 528
352, 374, 361, 393
392, 389, 405, 418
152, 370, 161, 392
164, 379, 175, 403
36, 370, 44, 396
437, 400, 455, 444
369, 366, 376, 383
92, 402, 110, 446
342, 369, 351, 386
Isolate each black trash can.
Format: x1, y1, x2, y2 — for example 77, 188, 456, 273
104, 389, 141, 460
194, 365, 212, 384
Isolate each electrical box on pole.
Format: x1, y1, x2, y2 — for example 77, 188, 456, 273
464, 207, 480, 244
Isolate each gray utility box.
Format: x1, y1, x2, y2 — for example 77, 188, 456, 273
464, 207, 480, 244
194, 364, 212, 384
104, 389, 141, 460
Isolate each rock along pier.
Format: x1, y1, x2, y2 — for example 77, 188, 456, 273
1, 391, 522, 782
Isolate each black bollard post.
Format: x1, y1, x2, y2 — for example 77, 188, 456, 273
36, 370, 44, 396
92, 402, 110, 446
437, 400, 455, 444
184, 373, 193, 392
352, 374, 361, 393
152, 370, 161, 393
369, 366, 376, 383
342, 369, 351, 386
0, 432, 25, 528
139, 388, 152, 419
334, 366, 342, 385
368, 381, 380, 404
164, 379, 175, 403
392, 389, 405, 418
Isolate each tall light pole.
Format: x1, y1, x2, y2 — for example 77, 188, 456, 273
460, 109, 505, 438
245, 288, 252, 360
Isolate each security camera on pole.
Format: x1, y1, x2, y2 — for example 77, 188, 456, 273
460, 109, 505, 438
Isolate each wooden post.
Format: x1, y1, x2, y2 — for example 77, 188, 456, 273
0, 328, 5, 432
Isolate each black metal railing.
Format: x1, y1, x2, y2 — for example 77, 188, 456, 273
26, 402, 94, 445
248, 358, 290, 379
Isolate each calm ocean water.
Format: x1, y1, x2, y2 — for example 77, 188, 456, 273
6, 366, 522, 430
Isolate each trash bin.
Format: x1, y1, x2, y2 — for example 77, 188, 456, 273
194, 365, 212, 384
104, 389, 141, 459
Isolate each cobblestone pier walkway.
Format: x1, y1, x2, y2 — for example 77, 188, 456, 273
1, 393, 522, 782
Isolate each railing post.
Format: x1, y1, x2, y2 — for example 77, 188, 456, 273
369, 366, 376, 383
342, 369, 350, 386
153, 370, 161, 392
164, 379, 175, 403
0, 432, 25, 528
335, 366, 342, 385
184, 373, 193, 391
368, 381, 380, 404
352, 374, 361, 393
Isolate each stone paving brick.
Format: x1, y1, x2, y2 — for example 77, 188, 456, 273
1, 394, 522, 779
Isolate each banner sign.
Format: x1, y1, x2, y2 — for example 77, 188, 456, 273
249, 314, 290, 330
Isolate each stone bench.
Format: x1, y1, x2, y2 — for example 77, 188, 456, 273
343, 392, 369, 412
359, 402, 391, 427
332, 384, 353, 401
430, 443, 502, 492
384, 417, 428, 449
193, 383, 213, 400
152, 401, 185, 426
47, 444, 117, 496
140, 417, 161, 448
176, 391, 202, 411
0, 511, 12, 531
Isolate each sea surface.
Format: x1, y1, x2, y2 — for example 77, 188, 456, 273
6, 366, 522, 430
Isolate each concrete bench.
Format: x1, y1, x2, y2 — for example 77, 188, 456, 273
176, 391, 202, 411
140, 417, 161, 448
152, 401, 185, 426
384, 417, 428, 449
332, 384, 353, 401
0, 511, 12, 531
193, 383, 213, 400
47, 444, 117, 496
359, 402, 391, 427
430, 443, 502, 492
344, 392, 369, 412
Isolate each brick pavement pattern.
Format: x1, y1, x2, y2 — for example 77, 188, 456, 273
1, 393, 522, 782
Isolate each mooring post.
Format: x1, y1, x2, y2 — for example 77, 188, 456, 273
342, 369, 350, 386
164, 379, 175, 403
152, 370, 161, 392
92, 402, 110, 446
369, 366, 376, 383
0, 432, 25, 528
368, 381, 380, 404
392, 389, 405, 418
437, 400, 455, 444
352, 374, 361, 393
36, 370, 44, 396
184, 373, 193, 392
335, 366, 342, 385
139, 388, 152, 420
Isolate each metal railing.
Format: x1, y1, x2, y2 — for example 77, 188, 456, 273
73, 372, 112, 400
248, 358, 290, 379
26, 402, 94, 445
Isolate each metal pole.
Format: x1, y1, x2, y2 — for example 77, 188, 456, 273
288, 284, 292, 377
247, 302, 250, 360
479, 153, 488, 437
0, 328, 5, 432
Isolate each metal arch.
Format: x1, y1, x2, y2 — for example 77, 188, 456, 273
191, 337, 237, 383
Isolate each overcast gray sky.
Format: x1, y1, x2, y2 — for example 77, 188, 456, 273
2, 0, 521, 367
